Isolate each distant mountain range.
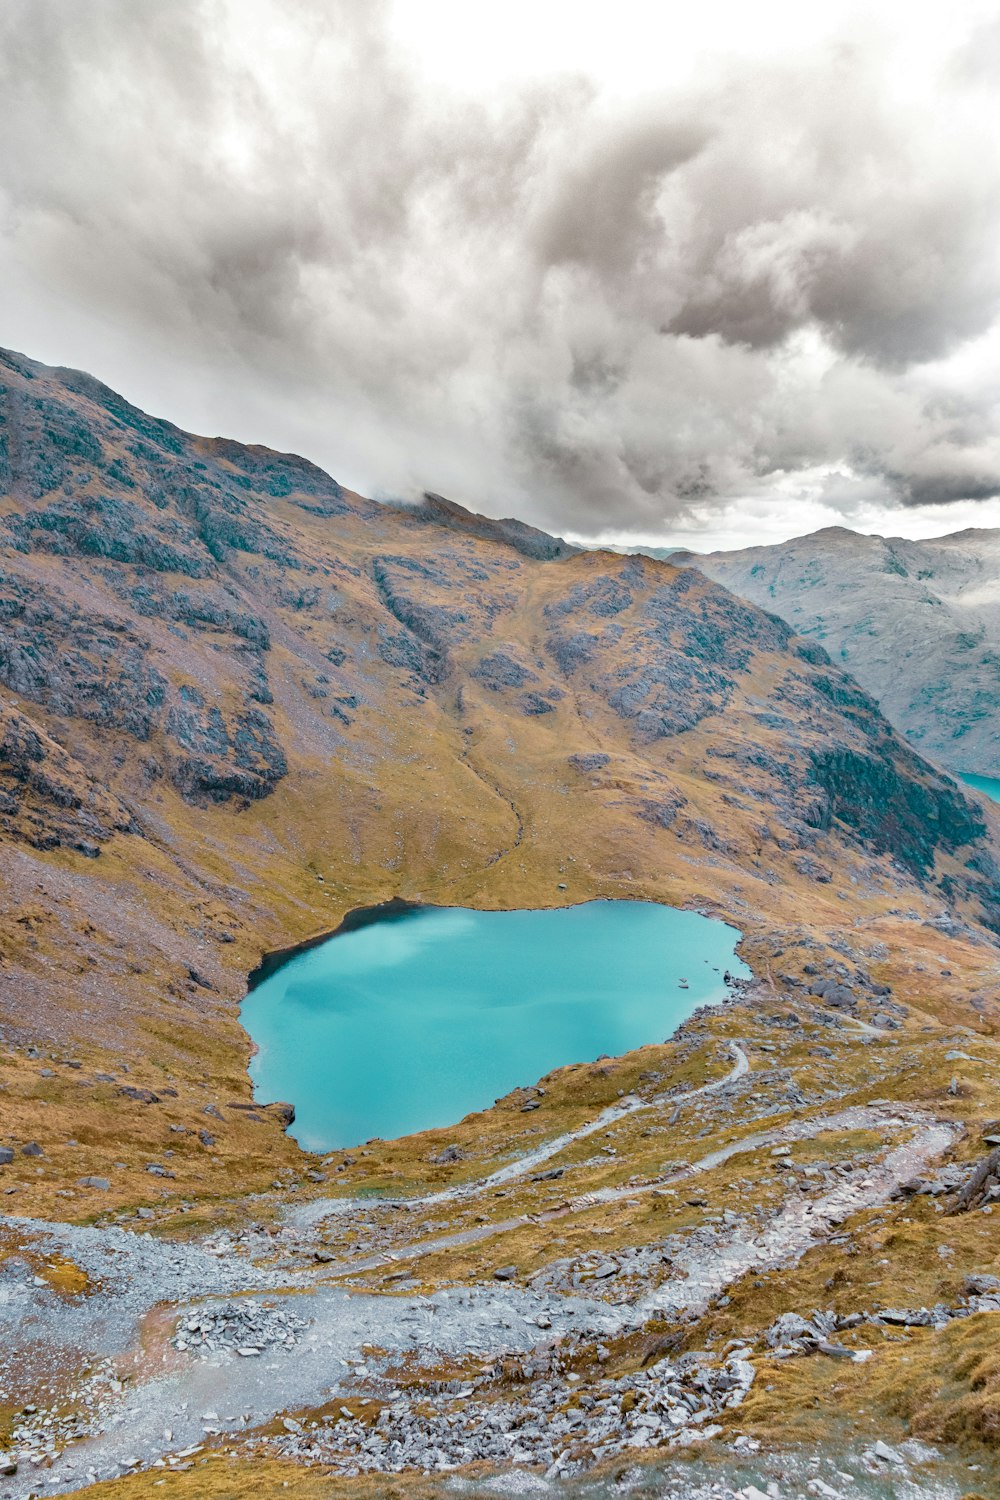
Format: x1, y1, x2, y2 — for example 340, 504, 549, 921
659, 526, 1000, 777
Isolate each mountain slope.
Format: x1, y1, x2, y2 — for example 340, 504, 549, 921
0, 344, 998, 1205
4, 351, 1000, 1493
666, 525, 1000, 776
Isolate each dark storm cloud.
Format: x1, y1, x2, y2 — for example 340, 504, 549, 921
1, 0, 999, 533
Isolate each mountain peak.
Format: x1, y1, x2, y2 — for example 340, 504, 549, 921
683, 524, 1000, 776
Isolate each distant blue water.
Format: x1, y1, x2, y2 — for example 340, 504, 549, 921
961, 773, 1000, 805
242, 900, 750, 1151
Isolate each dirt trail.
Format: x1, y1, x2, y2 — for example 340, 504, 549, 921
0, 1027, 960, 1498
1, 1280, 621, 1497
0, 1101, 955, 1497
309, 1102, 951, 1280
638, 1115, 957, 1318
292, 1042, 750, 1227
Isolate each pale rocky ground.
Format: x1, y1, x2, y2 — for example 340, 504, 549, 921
2, 994, 999, 1498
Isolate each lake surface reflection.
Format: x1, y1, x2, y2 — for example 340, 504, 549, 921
242, 900, 750, 1151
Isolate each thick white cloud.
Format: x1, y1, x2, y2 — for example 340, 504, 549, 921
1, 0, 999, 544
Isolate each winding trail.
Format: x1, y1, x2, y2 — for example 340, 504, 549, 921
0, 1024, 958, 1500
639, 1115, 957, 1319
292, 1042, 750, 1227
305, 1101, 951, 1280
0, 1100, 955, 1498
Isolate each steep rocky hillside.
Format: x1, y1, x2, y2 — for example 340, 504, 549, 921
665, 526, 1000, 776
3, 351, 1000, 1494
0, 345, 999, 1068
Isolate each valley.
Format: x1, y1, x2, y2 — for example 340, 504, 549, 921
1, 349, 1000, 1497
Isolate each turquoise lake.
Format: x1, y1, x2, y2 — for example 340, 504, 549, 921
242, 900, 751, 1151
961, 773, 1000, 805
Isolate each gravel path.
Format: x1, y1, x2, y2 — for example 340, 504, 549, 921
638, 1114, 958, 1318
0, 1218, 304, 1386
305, 1103, 949, 1280
1, 1282, 628, 1495
0, 1064, 959, 1497
292, 1043, 750, 1228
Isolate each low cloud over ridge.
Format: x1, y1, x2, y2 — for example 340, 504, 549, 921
2, 0, 1000, 538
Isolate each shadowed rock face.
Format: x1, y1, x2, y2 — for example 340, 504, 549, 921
0, 345, 999, 1059
0, 698, 135, 853
0, 348, 343, 807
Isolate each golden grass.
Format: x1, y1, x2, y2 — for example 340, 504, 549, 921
3, 467, 1000, 1471
74, 1458, 468, 1499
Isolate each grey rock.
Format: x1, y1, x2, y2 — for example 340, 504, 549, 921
430, 1144, 464, 1165
472, 650, 535, 691
871, 1438, 905, 1464
964, 1273, 1000, 1295
877, 1307, 933, 1327
765, 1312, 816, 1347
568, 752, 610, 773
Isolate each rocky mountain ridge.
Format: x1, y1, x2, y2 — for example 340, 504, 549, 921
1, 345, 998, 1052
662, 525, 1000, 777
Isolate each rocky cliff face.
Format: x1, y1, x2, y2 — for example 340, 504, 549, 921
0, 347, 998, 1070
666, 525, 1000, 777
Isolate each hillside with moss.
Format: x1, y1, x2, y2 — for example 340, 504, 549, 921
2, 348, 1000, 1495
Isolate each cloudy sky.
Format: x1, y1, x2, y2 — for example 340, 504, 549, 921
2, 0, 1000, 550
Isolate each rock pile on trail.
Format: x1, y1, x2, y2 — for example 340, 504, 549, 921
173, 1300, 308, 1357
268, 1348, 755, 1476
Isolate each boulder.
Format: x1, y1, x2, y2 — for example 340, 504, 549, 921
430, 1144, 463, 1165
808, 979, 856, 1008
947, 1147, 1000, 1214
119, 1085, 161, 1104
568, 752, 610, 773
964, 1273, 1000, 1296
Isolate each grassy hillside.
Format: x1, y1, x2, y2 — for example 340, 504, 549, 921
2, 352, 1000, 1492
0, 345, 998, 1219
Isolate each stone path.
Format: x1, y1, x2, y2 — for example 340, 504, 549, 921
305, 1104, 953, 1282
292, 1042, 750, 1227
0, 1049, 960, 1498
